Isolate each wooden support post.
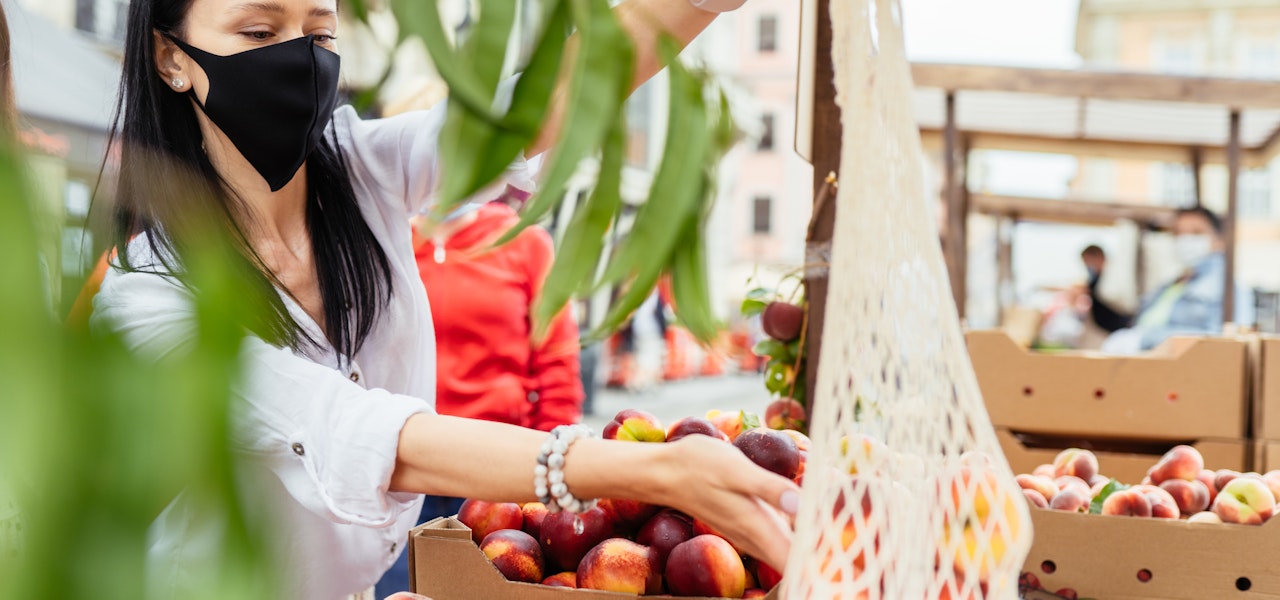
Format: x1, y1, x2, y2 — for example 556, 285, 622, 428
1135, 226, 1148, 299
1191, 147, 1204, 208
995, 216, 1014, 324
803, 0, 840, 413
1225, 110, 1241, 324
943, 92, 968, 318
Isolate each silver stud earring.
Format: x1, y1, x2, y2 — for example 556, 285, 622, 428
171, 78, 184, 89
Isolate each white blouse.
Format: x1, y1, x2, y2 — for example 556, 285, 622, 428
91, 104, 536, 600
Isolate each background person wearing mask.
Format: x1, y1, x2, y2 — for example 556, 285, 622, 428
1102, 207, 1254, 353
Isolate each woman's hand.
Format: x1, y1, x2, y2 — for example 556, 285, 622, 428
645, 435, 799, 571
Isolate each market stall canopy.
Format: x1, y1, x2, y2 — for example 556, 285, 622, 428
911, 63, 1280, 168
7, 0, 121, 133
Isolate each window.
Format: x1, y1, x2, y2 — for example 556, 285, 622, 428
752, 196, 772, 234
1158, 162, 1196, 207
757, 15, 777, 53
758, 113, 775, 151
1241, 168, 1273, 219
1241, 38, 1279, 77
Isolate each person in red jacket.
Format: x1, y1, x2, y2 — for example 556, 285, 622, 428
413, 199, 584, 431
378, 194, 585, 596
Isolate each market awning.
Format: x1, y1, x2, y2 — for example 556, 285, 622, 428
7, 0, 121, 134
912, 63, 1280, 167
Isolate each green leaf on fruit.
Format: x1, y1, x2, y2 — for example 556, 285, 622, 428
764, 362, 791, 395
753, 339, 790, 360
741, 297, 768, 317
741, 411, 762, 431
1088, 479, 1130, 515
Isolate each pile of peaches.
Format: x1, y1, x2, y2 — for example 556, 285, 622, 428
456, 406, 807, 598
1018, 445, 1280, 525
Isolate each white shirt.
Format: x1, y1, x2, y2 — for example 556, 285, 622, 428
91, 104, 535, 599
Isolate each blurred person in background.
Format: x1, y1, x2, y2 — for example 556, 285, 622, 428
376, 187, 584, 596
1102, 207, 1254, 353
89, 1, 794, 598
1078, 245, 1131, 334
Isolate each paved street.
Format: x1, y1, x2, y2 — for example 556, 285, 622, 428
582, 373, 774, 431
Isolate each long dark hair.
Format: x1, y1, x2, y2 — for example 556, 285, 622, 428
108, 0, 392, 361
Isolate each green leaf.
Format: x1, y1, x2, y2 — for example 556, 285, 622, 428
598, 39, 709, 287
390, 0, 498, 119
454, 1, 572, 209
741, 411, 762, 431
741, 297, 768, 317
1089, 479, 1130, 515
753, 339, 788, 360
531, 113, 626, 340
670, 211, 717, 344
496, 0, 635, 245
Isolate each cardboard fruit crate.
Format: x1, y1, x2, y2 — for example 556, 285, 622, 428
1024, 507, 1280, 599
409, 517, 779, 599
997, 428, 1248, 484
967, 331, 1249, 441
1254, 440, 1280, 473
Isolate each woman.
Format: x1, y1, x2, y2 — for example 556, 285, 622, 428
90, 1, 793, 599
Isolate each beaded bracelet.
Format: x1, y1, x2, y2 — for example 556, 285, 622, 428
688, 0, 748, 13
534, 425, 597, 532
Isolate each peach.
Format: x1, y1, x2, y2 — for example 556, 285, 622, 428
1023, 488, 1049, 509
1148, 445, 1204, 485
457, 499, 524, 545
1031, 464, 1055, 479
577, 538, 660, 594
667, 417, 730, 443
780, 428, 811, 452
1089, 480, 1107, 499
603, 409, 666, 442
761, 301, 804, 342
1101, 489, 1151, 517
734, 428, 801, 479
1215, 469, 1242, 493
942, 469, 1023, 582
1052, 448, 1099, 482
480, 529, 544, 583
541, 571, 578, 587
1262, 471, 1280, 503
1213, 477, 1276, 525
598, 498, 660, 534
1132, 484, 1179, 519
540, 507, 616, 572
521, 502, 549, 541
707, 410, 752, 441
1054, 476, 1090, 499
795, 449, 807, 485
1049, 488, 1089, 513
841, 434, 887, 475
764, 398, 807, 431
665, 535, 748, 598
755, 559, 783, 590
1159, 479, 1210, 516
1187, 511, 1223, 524
743, 589, 769, 599
1197, 469, 1218, 506
1015, 474, 1059, 502
1088, 474, 1109, 488
636, 510, 695, 572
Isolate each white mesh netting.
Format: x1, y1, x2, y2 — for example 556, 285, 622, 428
781, 1, 1032, 599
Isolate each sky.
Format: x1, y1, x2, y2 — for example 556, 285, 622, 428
901, 0, 1083, 67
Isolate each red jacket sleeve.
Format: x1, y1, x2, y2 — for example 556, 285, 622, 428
523, 228, 585, 431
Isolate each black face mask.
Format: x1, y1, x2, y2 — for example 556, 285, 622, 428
167, 34, 341, 192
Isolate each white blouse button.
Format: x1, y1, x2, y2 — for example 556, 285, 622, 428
291, 443, 305, 456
